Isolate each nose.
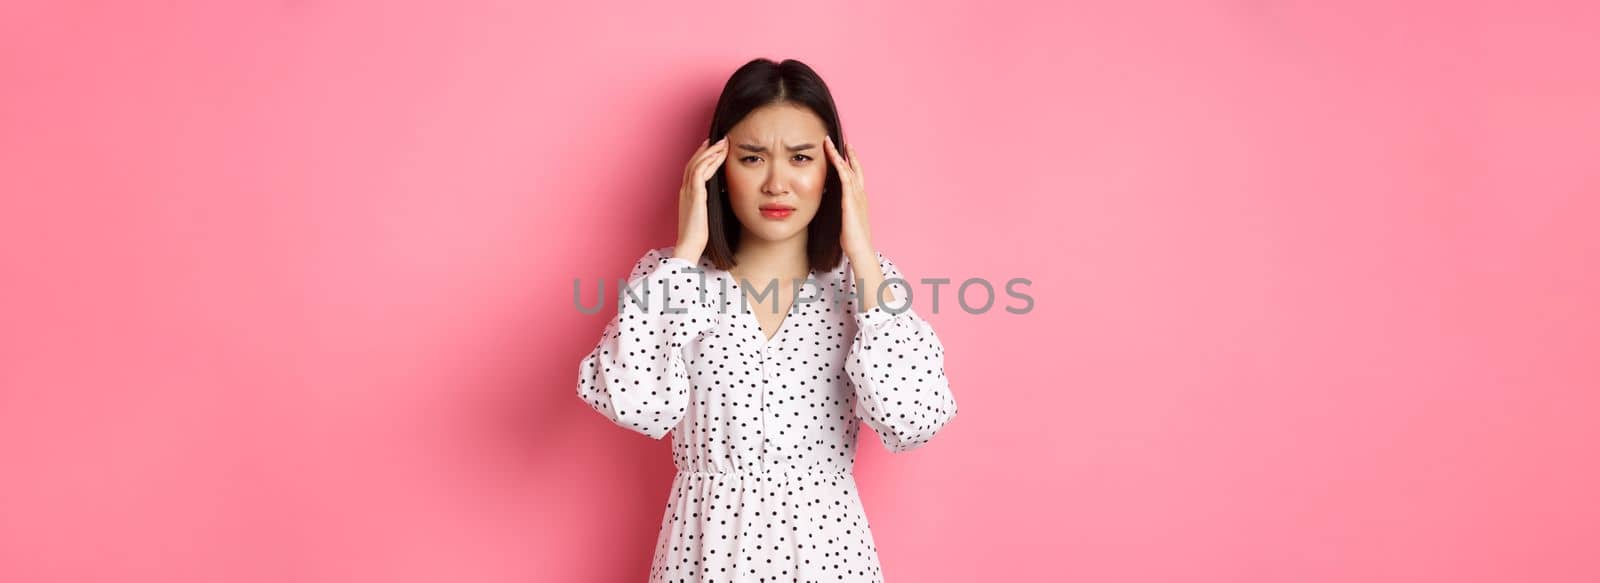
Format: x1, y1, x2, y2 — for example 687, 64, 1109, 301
761, 162, 791, 195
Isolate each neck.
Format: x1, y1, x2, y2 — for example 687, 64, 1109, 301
732, 233, 810, 280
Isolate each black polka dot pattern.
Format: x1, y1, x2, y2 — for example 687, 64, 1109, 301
577, 245, 959, 582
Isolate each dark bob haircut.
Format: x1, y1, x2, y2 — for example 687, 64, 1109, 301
701, 58, 846, 273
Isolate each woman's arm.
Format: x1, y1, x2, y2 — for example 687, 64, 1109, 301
845, 251, 960, 452
576, 247, 719, 439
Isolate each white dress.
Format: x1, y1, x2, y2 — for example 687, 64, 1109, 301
577, 245, 959, 582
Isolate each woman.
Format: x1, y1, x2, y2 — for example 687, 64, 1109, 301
577, 57, 959, 582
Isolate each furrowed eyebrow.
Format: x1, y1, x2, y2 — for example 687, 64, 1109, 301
736, 143, 818, 153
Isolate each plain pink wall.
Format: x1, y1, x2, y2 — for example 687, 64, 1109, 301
3, 1, 1597, 581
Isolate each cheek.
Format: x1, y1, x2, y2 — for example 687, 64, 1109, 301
725, 166, 759, 194
805, 168, 830, 200
792, 167, 826, 193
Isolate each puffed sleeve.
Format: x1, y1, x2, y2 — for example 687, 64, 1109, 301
845, 250, 960, 453
576, 246, 719, 439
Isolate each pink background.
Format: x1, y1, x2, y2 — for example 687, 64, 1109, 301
3, 1, 1597, 581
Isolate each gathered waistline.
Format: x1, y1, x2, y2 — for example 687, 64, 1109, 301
676, 468, 852, 477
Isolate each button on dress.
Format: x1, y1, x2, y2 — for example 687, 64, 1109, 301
577, 245, 959, 582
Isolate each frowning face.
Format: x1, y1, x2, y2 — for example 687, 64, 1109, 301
722, 103, 830, 244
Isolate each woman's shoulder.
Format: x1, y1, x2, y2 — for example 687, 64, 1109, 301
838, 248, 894, 277
624, 245, 719, 280
818, 249, 901, 296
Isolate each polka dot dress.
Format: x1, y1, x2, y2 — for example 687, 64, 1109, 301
577, 245, 959, 582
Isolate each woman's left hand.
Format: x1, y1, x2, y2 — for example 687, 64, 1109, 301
826, 135, 895, 309
826, 135, 874, 262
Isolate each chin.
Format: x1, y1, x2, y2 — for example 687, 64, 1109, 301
743, 228, 800, 242
737, 220, 801, 240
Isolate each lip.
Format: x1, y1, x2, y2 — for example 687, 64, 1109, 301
759, 206, 795, 219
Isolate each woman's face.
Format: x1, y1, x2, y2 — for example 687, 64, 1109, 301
722, 103, 830, 245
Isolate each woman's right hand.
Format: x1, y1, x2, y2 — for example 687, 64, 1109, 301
674, 136, 728, 261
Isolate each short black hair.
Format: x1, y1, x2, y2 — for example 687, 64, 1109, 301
702, 58, 845, 273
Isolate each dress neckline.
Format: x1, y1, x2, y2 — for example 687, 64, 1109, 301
722, 266, 817, 346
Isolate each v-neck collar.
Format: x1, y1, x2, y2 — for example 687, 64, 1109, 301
724, 268, 814, 347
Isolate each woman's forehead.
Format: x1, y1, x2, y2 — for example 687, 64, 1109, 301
730, 104, 825, 138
